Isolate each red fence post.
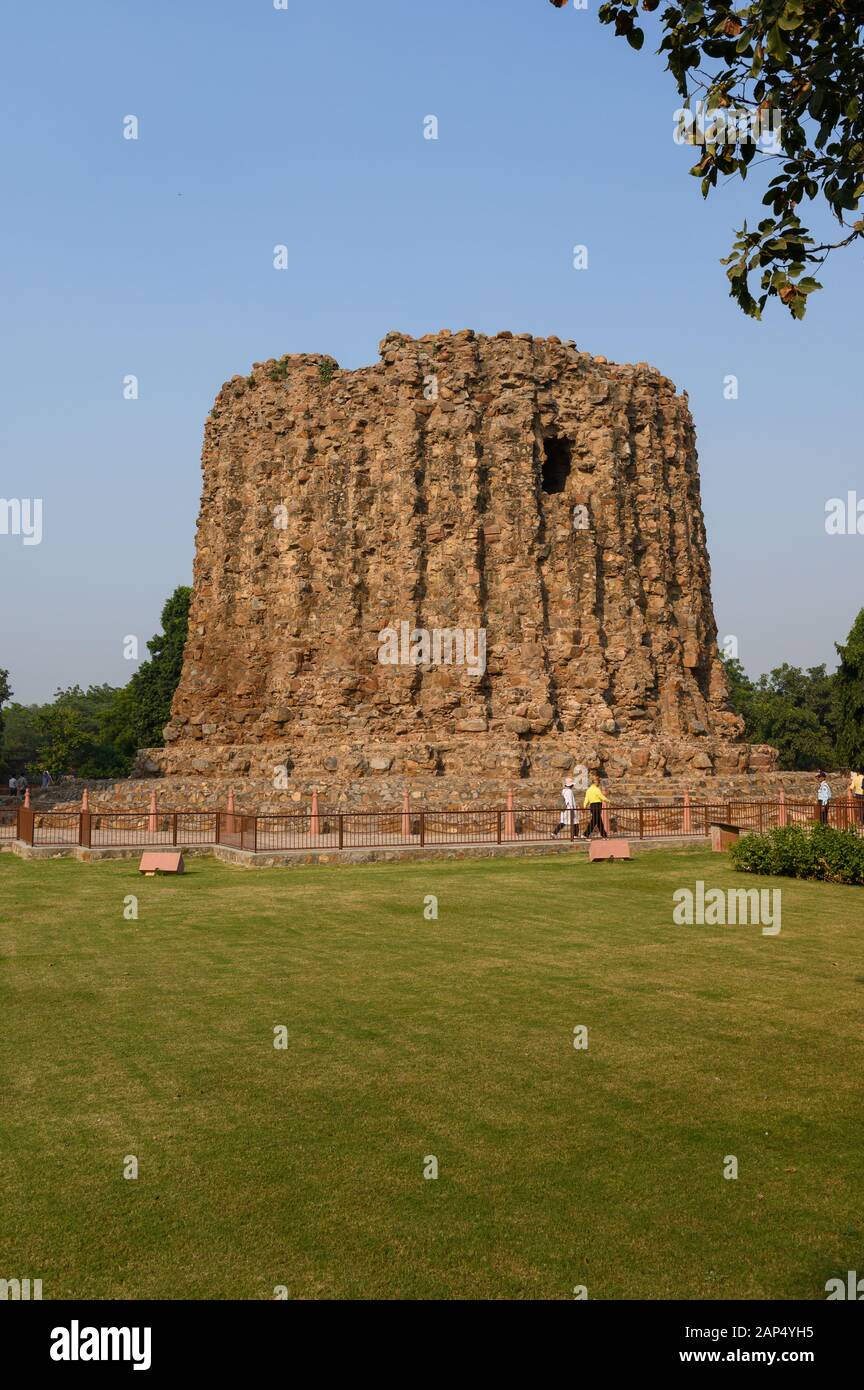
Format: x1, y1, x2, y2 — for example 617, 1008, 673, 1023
17, 806, 35, 845
80, 810, 91, 848
496, 809, 502, 844
253, 816, 258, 854
172, 812, 178, 847
638, 806, 644, 839
419, 812, 425, 847
338, 813, 344, 849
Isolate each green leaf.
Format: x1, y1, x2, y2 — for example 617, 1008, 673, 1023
627, 27, 644, 51
767, 25, 788, 63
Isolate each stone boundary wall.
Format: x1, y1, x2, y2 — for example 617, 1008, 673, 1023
24, 768, 854, 817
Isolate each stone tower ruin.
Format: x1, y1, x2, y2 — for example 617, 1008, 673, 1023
154, 330, 772, 802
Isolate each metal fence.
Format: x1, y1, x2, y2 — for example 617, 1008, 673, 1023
5, 798, 864, 852
32, 812, 80, 846
0, 805, 18, 843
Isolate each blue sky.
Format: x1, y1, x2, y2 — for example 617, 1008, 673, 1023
1, 0, 861, 704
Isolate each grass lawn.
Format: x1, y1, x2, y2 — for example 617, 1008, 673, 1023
1, 847, 862, 1301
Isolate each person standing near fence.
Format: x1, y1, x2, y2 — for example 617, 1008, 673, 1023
817, 772, 831, 825
848, 768, 864, 825
552, 777, 578, 838
583, 778, 608, 839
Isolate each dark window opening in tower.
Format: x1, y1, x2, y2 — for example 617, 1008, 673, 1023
541, 437, 571, 494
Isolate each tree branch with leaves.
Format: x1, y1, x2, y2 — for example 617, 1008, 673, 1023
550, 0, 864, 319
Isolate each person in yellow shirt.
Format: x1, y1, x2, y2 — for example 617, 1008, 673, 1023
583, 779, 608, 839
848, 769, 864, 827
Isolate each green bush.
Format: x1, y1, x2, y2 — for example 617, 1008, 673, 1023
268, 355, 291, 382
729, 823, 864, 886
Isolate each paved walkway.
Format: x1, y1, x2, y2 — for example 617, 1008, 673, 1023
7, 832, 712, 866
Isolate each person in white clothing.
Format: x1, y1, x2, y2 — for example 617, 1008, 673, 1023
817, 772, 831, 825
552, 777, 578, 838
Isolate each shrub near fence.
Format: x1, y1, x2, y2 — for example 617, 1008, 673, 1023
730, 824, 864, 886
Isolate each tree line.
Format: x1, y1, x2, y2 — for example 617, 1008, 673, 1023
721, 606, 864, 769
0, 587, 190, 780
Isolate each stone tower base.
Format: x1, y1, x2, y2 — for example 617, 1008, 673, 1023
134, 733, 777, 809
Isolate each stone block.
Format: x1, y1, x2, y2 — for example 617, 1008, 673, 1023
710, 822, 740, 852
588, 839, 631, 862
138, 852, 185, 875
